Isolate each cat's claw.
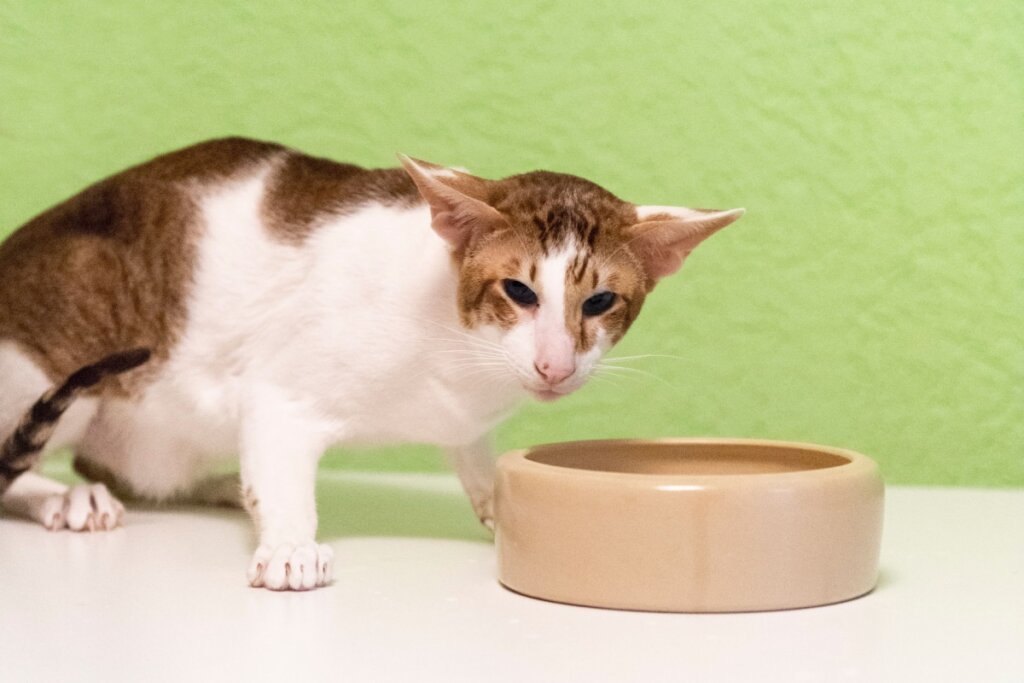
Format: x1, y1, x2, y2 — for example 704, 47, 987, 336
247, 542, 334, 591
472, 497, 495, 534
38, 483, 125, 532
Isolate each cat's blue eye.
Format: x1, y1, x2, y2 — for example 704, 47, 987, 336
582, 291, 616, 316
503, 279, 538, 306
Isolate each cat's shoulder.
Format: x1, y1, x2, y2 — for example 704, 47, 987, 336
143, 136, 422, 242
261, 144, 420, 243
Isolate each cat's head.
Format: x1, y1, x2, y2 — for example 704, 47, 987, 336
400, 156, 743, 402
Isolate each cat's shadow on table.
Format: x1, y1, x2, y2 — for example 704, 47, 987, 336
312, 474, 491, 543
166, 473, 491, 543
42, 461, 490, 543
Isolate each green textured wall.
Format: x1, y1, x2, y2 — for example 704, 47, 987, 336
2, 2, 1021, 486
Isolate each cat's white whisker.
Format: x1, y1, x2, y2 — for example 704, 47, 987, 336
362, 310, 507, 354
453, 362, 509, 371
449, 367, 515, 385
405, 316, 505, 349
596, 363, 677, 390
602, 353, 687, 364
429, 347, 509, 360
589, 373, 624, 390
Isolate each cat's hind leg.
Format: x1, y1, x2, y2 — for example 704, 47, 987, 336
0, 341, 123, 531
2, 473, 124, 531
188, 472, 242, 507
74, 455, 242, 508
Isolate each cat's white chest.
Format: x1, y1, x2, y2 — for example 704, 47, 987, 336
150, 175, 524, 455
337, 372, 519, 446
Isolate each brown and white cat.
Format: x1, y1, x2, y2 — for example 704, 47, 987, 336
0, 138, 743, 590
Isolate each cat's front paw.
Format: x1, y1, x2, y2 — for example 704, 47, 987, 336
247, 542, 334, 591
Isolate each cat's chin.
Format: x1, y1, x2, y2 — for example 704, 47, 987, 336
530, 388, 571, 402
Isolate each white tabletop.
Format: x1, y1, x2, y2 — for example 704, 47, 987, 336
1, 473, 1021, 682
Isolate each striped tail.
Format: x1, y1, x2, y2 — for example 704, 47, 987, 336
0, 348, 151, 495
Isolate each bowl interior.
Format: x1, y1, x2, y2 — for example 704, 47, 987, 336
524, 441, 852, 476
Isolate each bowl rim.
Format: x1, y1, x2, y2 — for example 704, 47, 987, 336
498, 437, 879, 489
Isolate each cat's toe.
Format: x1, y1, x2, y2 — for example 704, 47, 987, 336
38, 483, 124, 532
87, 484, 125, 530
40, 496, 65, 531
248, 542, 333, 591
63, 485, 93, 530
471, 496, 495, 533
247, 544, 272, 587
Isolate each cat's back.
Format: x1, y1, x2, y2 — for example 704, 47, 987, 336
1, 137, 285, 251
0, 137, 416, 381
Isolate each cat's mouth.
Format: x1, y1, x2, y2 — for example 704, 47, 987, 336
525, 373, 589, 402
530, 387, 574, 402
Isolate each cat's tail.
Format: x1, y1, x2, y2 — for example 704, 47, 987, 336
0, 348, 151, 495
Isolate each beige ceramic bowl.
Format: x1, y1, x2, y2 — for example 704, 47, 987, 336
494, 438, 884, 612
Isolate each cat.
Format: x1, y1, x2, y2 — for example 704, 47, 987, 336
0, 137, 743, 590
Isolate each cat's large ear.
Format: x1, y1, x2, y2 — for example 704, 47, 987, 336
398, 155, 506, 253
627, 205, 745, 285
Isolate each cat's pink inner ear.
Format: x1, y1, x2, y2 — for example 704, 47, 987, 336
398, 155, 505, 251
628, 206, 745, 283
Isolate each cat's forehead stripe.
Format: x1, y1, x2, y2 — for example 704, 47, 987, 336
532, 205, 597, 253
570, 250, 591, 285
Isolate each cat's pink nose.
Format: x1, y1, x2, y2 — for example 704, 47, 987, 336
534, 360, 574, 386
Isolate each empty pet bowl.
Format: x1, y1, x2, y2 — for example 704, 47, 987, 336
494, 438, 884, 612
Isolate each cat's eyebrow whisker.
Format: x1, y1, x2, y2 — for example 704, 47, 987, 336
495, 226, 535, 268
602, 225, 675, 265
